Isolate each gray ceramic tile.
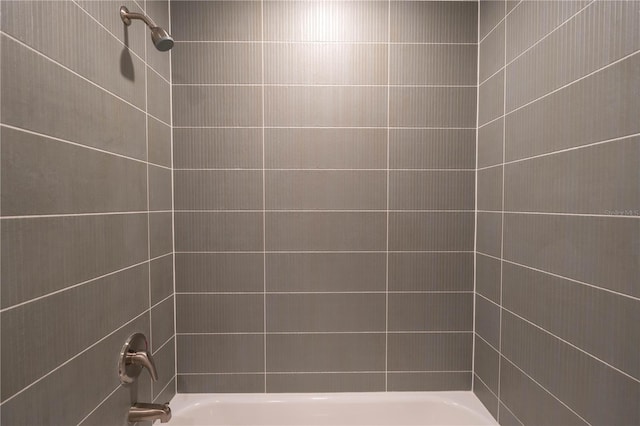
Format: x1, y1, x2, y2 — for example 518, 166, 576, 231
174, 170, 263, 210
149, 212, 173, 258
151, 296, 175, 351
175, 253, 264, 292
388, 293, 473, 331
147, 67, 171, 125
479, 21, 505, 83
78, 385, 132, 426
503, 213, 640, 298
1, 264, 148, 401
177, 334, 264, 373
505, 0, 519, 14
0, 314, 149, 426
504, 137, 640, 215
1, 214, 148, 308
389, 87, 476, 128
177, 374, 264, 393
498, 402, 523, 426
146, 1, 172, 80
476, 212, 502, 257
151, 337, 176, 400
149, 165, 173, 211
174, 212, 262, 252
499, 358, 587, 426
265, 129, 387, 169
388, 372, 471, 392
477, 117, 503, 168
267, 373, 385, 393
266, 253, 386, 292
476, 253, 501, 304
474, 336, 500, 394
266, 333, 385, 372
391, 1, 477, 43
388, 212, 474, 251
473, 374, 499, 420
150, 254, 174, 305
173, 86, 262, 127
265, 212, 386, 251
172, 42, 261, 84
1, 0, 146, 109
389, 171, 475, 210
478, 70, 504, 126
479, 0, 505, 40
1, 127, 146, 216
266, 170, 386, 210
176, 294, 264, 333
265, 43, 387, 85
171, 1, 261, 41
266, 293, 385, 332
173, 128, 262, 169
387, 333, 472, 371
505, 53, 640, 161
153, 377, 176, 405
477, 166, 503, 212
389, 129, 476, 170
264, 1, 388, 42
390, 44, 477, 86
1, 35, 146, 160
503, 262, 640, 380
476, 295, 501, 350
502, 312, 640, 425
148, 116, 172, 168
388, 252, 473, 292
264, 86, 387, 127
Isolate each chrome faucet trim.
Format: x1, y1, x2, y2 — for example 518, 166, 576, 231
128, 402, 172, 423
119, 333, 158, 384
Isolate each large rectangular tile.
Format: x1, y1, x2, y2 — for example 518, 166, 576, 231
171, 1, 261, 41
173, 86, 262, 127
148, 116, 172, 168
267, 294, 385, 333
477, 118, 503, 168
1, 214, 148, 308
503, 262, 640, 380
388, 212, 474, 251
265, 128, 387, 169
264, 1, 388, 42
266, 212, 386, 251
390, 44, 477, 85
476, 253, 501, 304
173, 128, 262, 169
267, 373, 384, 393
474, 335, 500, 394
267, 333, 385, 372
388, 372, 471, 391
176, 294, 263, 333
389, 87, 476, 128
174, 170, 263, 210
478, 70, 504, 126
266, 253, 386, 292
147, 67, 171, 125
175, 253, 264, 292
175, 212, 263, 252
1, 127, 146, 216
477, 166, 503, 212
265, 43, 386, 85
387, 333, 472, 371
177, 334, 264, 373
504, 137, 640, 215
79, 385, 134, 426
476, 212, 502, 257
149, 165, 172, 211
265, 86, 387, 127
389, 171, 475, 210
388, 252, 473, 292
479, 21, 505, 83
151, 296, 175, 351
389, 129, 476, 169
178, 374, 264, 393
266, 170, 386, 210
150, 254, 174, 305
1, 35, 146, 160
388, 293, 473, 331
476, 295, 501, 349
391, 1, 477, 43
505, 53, 640, 161
503, 213, 640, 298
172, 42, 261, 84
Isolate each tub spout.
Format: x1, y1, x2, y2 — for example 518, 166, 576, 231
128, 402, 171, 423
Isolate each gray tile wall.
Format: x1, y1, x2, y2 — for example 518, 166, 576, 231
474, 1, 640, 424
0, 1, 175, 424
171, 0, 477, 393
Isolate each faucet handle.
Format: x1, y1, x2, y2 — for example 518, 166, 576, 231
119, 333, 159, 384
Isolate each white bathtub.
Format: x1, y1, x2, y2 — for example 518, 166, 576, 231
168, 392, 498, 425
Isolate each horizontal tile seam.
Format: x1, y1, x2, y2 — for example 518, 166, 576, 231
173, 126, 477, 130
478, 0, 521, 45
174, 41, 477, 45
175, 371, 473, 376
176, 331, 473, 335
152, 375, 178, 404
151, 293, 175, 311
478, 63, 504, 87
477, 210, 640, 219
475, 333, 500, 357
175, 250, 474, 253
173, 210, 476, 213
498, 399, 525, 426
74, 384, 121, 426
473, 371, 499, 401
1, 210, 173, 220
174, 169, 477, 171
153, 334, 175, 354
175, 291, 474, 295
174, 84, 477, 88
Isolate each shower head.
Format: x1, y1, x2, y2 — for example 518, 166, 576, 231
120, 6, 174, 52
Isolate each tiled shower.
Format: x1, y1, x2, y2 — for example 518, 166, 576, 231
0, 1, 638, 425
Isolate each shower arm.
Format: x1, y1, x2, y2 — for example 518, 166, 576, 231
120, 6, 158, 29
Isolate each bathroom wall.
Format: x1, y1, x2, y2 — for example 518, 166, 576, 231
1, 1, 175, 424
473, 1, 640, 424
171, 0, 477, 392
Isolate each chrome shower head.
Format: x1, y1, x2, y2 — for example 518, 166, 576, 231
120, 6, 174, 52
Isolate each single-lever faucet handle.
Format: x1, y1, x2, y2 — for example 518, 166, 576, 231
119, 333, 159, 384
126, 350, 159, 381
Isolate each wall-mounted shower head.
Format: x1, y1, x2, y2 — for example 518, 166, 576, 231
120, 6, 174, 52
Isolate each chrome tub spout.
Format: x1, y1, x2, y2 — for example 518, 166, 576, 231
128, 402, 172, 423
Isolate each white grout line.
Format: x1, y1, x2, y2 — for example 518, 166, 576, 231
151, 292, 175, 310
177, 371, 473, 376
153, 374, 178, 403
75, 385, 121, 426
478, 210, 640, 219
174, 40, 477, 46
174, 83, 477, 88
153, 334, 175, 354
176, 291, 474, 295
173, 126, 476, 130
261, 0, 268, 394
499, 400, 525, 426
175, 250, 474, 254
1, 211, 165, 220
174, 168, 477, 171
177, 331, 473, 335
